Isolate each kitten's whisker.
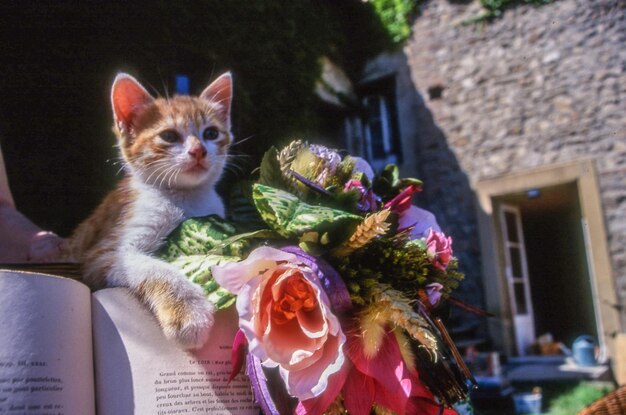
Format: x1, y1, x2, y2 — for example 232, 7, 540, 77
139, 159, 170, 174
107, 157, 131, 176
146, 164, 171, 187
222, 164, 245, 176
232, 135, 256, 147
172, 168, 182, 188
155, 165, 176, 189
116, 164, 129, 176
165, 166, 179, 189
139, 159, 173, 173
167, 167, 181, 189
143, 161, 171, 175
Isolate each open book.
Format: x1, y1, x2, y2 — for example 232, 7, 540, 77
0, 270, 258, 415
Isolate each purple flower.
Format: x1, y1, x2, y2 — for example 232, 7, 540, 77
398, 205, 442, 239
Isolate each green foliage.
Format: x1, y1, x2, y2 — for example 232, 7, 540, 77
335, 235, 463, 303
468, 0, 553, 23
258, 147, 287, 190
0, 2, 393, 236
159, 214, 280, 309
252, 184, 361, 241
369, 0, 420, 43
159, 215, 237, 261
225, 180, 267, 232
258, 143, 371, 214
147, 0, 392, 162
372, 164, 422, 202
170, 254, 239, 309
546, 382, 614, 415
158, 215, 241, 310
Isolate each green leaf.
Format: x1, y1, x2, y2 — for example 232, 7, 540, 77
159, 215, 237, 261
252, 184, 361, 239
169, 254, 239, 311
226, 180, 267, 232
400, 177, 424, 188
207, 229, 280, 257
373, 164, 401, 199
258, 146, 285, 189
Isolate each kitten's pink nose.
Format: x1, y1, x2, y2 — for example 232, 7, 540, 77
188, 143, 207, 160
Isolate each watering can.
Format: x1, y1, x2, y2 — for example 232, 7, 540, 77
572, 335, 598, 367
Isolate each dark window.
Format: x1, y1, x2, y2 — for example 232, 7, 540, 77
344, 75, 402, 171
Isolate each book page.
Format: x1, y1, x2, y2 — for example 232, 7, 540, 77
0, 271, 95, 415
92, 288, 257, 415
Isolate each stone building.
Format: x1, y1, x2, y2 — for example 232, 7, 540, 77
335, 0, 625, 364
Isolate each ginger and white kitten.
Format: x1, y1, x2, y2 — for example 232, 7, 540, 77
68, 72, 233, 349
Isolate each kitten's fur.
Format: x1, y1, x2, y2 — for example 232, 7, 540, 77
67, 73, 233, 349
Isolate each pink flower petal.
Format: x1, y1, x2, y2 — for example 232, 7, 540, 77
426, 229, 454, 270
383, 184, 421, 213
264, 317, 321, 365
346, 330, 438, 414
211, 246, 297, 294
219, 246, 348, 404
228, 329, 248, 384
283, 333, 346, 400
342, 367, 375, 415
296, 307, 326, 339
296, 362, 350, 415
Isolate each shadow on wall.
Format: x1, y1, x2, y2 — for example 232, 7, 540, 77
401, 55, 488, 344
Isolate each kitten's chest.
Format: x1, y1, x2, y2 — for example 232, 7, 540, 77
123, 186, 224, 252
176, 188, 225, 219
133, 184, 224, 225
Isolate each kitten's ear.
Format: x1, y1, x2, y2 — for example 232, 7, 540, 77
200, 72, 232, 128
111, 73, 154, 134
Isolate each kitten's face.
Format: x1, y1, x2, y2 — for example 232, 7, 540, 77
111, 73, 233, 190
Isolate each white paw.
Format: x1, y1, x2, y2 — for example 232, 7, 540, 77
172, 292, 216, 350
153, 284, 216, 350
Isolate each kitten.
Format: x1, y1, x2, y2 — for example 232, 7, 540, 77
67, 72, 233, 349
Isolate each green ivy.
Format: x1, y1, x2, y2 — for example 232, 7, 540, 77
468, 0, 554, 23
369, 0, 420, 43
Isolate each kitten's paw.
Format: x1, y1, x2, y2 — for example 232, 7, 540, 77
169, 292, 216, 350
143, 280, 216, 350
28, 231, 68, 262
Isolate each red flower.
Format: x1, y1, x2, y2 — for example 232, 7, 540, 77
384, 184, 422, 213
296, 328, 458, 415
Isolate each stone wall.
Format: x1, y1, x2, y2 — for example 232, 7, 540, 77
399, 0, 625, 332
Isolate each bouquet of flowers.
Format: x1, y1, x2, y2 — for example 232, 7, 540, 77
160, 140, 475, 415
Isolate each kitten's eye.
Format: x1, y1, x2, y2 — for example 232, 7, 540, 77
159, 130, 181, 143
202, 127, 220, 141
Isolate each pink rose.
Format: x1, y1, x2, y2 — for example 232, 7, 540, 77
211, 247, 346, 400
425, 229, 453, 271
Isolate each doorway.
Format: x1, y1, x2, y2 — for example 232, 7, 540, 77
494, 182, 598, 355
474, 160, 620, 360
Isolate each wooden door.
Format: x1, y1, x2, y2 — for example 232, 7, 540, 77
499, 204, 535, 355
